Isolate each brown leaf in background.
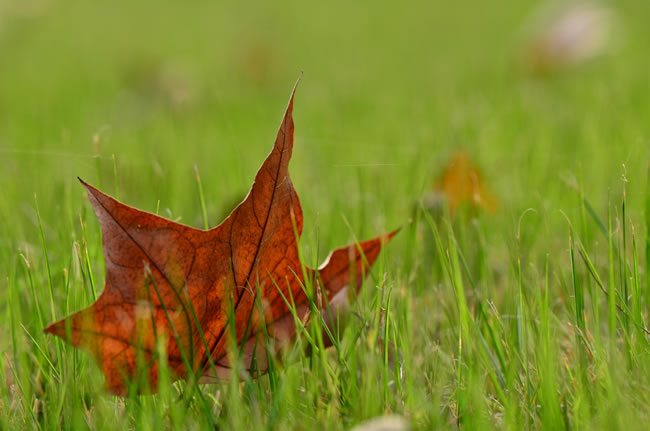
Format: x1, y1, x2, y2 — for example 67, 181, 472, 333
45, 82, 396, 395
435, 151, 498, 215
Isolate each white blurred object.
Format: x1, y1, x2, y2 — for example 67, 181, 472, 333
350, 415, 410, 431
523, 1, 616, 73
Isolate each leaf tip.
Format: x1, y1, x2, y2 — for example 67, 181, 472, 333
287, 73, 302, 111
294, 71, 303, 88
44, 320, 63, 337
78, 177, 96, 195
77, 177, 101, 198
380, 227, 401, 245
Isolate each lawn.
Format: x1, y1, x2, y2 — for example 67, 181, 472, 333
1, 0, 649, 429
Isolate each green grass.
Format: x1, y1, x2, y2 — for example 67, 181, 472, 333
1, 0, 650, 429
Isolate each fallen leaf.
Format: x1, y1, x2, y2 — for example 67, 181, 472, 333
434, 151, 497, 215
45, 82, 396, 395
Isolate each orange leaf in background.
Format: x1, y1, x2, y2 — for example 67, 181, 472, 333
435, 151, 498, 215
45, 82, 397, 395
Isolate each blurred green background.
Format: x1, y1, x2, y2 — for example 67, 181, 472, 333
2, 0, 648, 250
